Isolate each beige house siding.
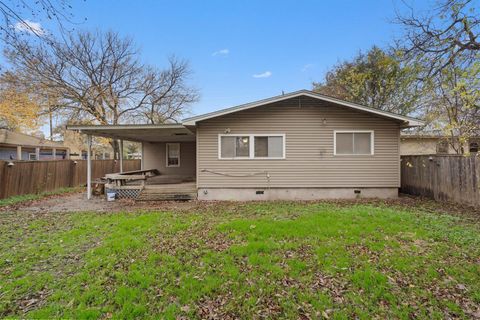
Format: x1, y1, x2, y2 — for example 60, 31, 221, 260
143, 141, 196, 178
196, 97, 401, 189
399, 137, 479, 155
400, 138, 440, 155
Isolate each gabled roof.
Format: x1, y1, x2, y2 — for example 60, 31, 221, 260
182, 90, 425, 127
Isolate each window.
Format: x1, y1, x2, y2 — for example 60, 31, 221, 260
219, 134, 285, 159
470, 142, 479, 153
28, 153, 37, 160
436, 140, 449, 154
220, 136, 249, 158
166, 143, 180, 167
334, 131, 373, 155
254, 136, 283, 158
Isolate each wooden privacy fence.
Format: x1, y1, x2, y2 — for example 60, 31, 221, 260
0, 159, 141, 199
401, 155, 480, 206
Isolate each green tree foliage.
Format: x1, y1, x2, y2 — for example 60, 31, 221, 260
312, 47, 421, 115
423, 62, 480, 153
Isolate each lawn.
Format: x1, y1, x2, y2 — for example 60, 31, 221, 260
0, 201, 479, 319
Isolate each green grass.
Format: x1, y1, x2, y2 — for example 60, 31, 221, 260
0, 187, 81, 207
0, 202, 479, 319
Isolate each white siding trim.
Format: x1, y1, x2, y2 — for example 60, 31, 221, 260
218, 134, 286, 160
333, 130, 374, 156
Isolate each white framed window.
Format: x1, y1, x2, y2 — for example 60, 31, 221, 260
28, 153, 37, 160
166, 143, 180, 167
218, 134, 285, 159
334, 130, 374, 155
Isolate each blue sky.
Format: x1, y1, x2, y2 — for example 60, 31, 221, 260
21, 0, 433, 119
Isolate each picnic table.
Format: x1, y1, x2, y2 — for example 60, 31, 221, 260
105, 169, 160, 187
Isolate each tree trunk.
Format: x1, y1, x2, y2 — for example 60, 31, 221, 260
110, 139, 120, 160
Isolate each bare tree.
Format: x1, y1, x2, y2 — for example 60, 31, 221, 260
0, 0, 78, 46
5, 30, 199, 157
396, 0, 480, 154
141, 58, 199, 124
396, 0, 480, 77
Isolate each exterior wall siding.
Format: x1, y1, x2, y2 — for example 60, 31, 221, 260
399, 138, 470, 155
143, 141, 196, 178
0, 147, 67, 160
196, 97, 400, 188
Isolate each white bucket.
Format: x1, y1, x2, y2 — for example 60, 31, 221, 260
106, 192, 116, 201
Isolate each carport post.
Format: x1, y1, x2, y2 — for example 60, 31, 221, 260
87, 134, 92, 200
119, 139, 124, 173
141, 142, 145, 170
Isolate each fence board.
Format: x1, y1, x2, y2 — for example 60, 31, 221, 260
0, 159, 141, 199
401, 155, 480, 206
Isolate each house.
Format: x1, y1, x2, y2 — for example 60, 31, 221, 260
0, 128, 70, 160
67, 90, 424, 201
400, 133, 479, 155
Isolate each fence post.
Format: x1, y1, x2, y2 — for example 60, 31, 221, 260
0, 161, 5, 199
69, 160, 75, 187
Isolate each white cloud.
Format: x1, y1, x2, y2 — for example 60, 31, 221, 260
301, 63, 314, 72
212, 49, 229, 56
252, 71, 272, 78
14, 20, 45, 35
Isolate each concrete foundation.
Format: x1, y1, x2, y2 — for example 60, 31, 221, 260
197, 187, 398, 201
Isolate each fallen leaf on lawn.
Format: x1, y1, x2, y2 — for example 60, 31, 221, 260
457, 284, 467, 290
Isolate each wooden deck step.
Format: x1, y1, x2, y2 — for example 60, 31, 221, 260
135, 182, 197, 201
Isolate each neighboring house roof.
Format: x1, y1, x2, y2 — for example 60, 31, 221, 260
401, 134, 480, 140
0, 129, 66, 148
400, 135, 446, 139
182, 90, 425, 127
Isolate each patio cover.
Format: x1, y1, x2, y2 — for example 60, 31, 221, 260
66, 124, 196, 142
66, 124, 196, 199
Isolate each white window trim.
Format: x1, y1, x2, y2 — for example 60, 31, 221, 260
28, 153, 37, 160
218, 134, 286, 160
166, 143, 180, 167
333, 130, 374, 156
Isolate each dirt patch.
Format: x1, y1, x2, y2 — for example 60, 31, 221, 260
0, 192, 205, 214
0, 192, 129, 213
